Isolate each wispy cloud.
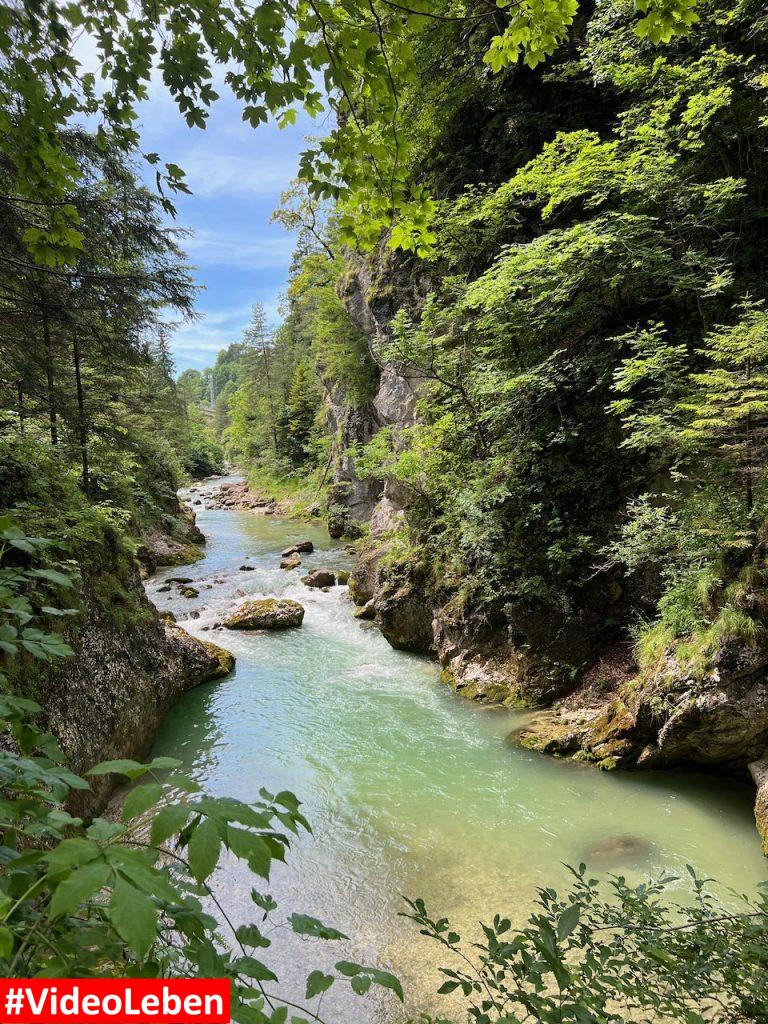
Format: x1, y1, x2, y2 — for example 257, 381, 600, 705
183, 229, 294, 269
176, 149, 301, 198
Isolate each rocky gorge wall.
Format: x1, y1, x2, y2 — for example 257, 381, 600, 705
10, 502, 233, 816
332, 256, 768, 856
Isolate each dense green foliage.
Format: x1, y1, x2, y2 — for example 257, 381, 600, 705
407, 868, 768, 1023
0, 0, 699, 265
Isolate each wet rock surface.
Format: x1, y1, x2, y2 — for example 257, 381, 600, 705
224, 598, 305, 630
302, 569, 337, 589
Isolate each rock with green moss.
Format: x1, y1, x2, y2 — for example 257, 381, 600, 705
224, 598, 305, 630
336, 569, 350, 585
280, 554, 302, 570
750, 762, 768, 855
198, 639, 236, 678
353, 599, 376, 620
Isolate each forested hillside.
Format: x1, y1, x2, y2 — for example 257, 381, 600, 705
183, 0, 768, 849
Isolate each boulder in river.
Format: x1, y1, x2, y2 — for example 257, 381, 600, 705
336, 569, 350, 585
225, 598, 305, 630
239, 564, 255, 571
301, 569, 336, 589
581, 834, 653, 866
282, 540, 314, 556
280, 554, 302, 570
168, 576, 194, 584
198, 638, 237, 678
180, 586, 199, 598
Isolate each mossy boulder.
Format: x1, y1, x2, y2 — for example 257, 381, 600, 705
280, 554, 302, 570
224, 598, 305, 630
336, 569, 350, 585
199, 639, 236, 679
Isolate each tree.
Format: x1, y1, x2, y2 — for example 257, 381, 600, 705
680, 300, 768, 517
0, 0, 703, 265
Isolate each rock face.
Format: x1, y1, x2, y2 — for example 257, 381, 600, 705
750, 762, 768, 854
136, 506, 205, 574
301, 569, 336, 589
224, 598, 305, 630
30, 558, 235, 816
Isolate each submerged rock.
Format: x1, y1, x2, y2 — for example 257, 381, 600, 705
282, 541, 314, 556
581, 834, 654, 867
280, 554, 302, 570
224, 598, 305, 630
239, 564, 255, 571
302, 569, 336, 589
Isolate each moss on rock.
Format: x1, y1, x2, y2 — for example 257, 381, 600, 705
224, 598, 305, 630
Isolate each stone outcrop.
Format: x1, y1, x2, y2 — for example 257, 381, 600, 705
335, 235, 768, 853
137, 505, 205, 574
34, 558, 234, 816
750, 761, 768, 854
282, 541, 314, 556
224, 598, 305, 630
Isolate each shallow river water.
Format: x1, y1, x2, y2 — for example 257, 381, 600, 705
146, 493, 768, 1022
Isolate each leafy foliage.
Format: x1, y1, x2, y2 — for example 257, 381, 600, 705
405, 866, 768, 1023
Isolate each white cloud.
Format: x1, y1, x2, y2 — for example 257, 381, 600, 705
183, 229, 295, 269
174, 149, 300, 198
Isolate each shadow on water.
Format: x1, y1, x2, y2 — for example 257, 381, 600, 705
148, 500, 768, 1023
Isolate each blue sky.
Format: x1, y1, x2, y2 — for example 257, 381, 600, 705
133, 82, 322, 374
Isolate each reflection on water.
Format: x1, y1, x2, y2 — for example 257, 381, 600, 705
148, 500, 767, 1023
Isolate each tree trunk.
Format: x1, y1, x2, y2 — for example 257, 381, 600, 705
72, 336, 90, 495
43, 311, 58, 445
17, 381, 25, 434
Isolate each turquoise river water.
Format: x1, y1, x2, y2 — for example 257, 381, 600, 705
146, 492, 767, 1022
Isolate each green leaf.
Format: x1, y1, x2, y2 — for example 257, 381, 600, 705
49, 861, 111, 918
27, 568, 74, 588
232, 955, 278, 982
557, 902, 581, 940
88, 759, 148, 778
290, 913, 347, 940
109, 878, 158, 958
305, 971, 334, 999
0, 926, 14, 958
188, 816, 221, 881
150, 803, 191, 846
121, 782, 164, 822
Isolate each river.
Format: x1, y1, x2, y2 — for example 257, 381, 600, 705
146, 488, 768, 1022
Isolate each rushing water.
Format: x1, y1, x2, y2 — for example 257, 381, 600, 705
147, 487, 767, 1022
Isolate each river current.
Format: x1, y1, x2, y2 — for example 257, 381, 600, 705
146, 489, 767, 1022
